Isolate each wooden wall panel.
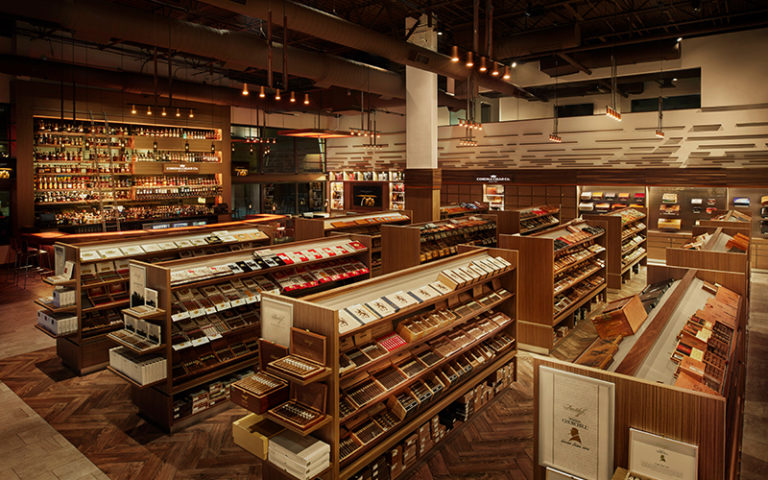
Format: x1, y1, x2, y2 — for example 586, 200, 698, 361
533, 356, 727, 480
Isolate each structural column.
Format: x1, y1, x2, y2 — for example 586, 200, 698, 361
404, 15, 441, 222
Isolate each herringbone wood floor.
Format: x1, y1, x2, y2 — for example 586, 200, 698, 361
0, 343, 536, 480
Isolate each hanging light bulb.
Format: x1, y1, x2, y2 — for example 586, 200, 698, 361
153, 141, 158, 150
189, 109, 195, 118
146, 105, 152, 115
259, 86, 266, 98
242, 82, 249, 96
465, 51, 474, 68
175, 108, 181, 118
130, 104, 137, 115
275, 89, 281, 101
451, 45, 459, 63
249, 144, 254, 154
491, 62, 500, 76
304, 93, 310, 105
479, 56, 487, 72
290, 91, 296, 103
161, 107, 167, 117
211, 143, 216, 153
232, 143, 236, 152
503, 65, 511, 80
655, 130, 665, 138
184, 141, 190, 152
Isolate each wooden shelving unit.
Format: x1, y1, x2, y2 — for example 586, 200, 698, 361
506, 205, 561, 235
535, 264, 747, 480
295, 210, 412, 276
243, 246, 518, 480
112, 235, 373, 432
439, 201, 489, 219
380, 213, 511, 274
327, 171, 405, 212
583, 207, 647, 289
32, 117, 226, 230
37, 221, 276, 375
499, 218, 607, 354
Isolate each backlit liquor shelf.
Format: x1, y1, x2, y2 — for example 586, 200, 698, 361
32, 117, 225, 224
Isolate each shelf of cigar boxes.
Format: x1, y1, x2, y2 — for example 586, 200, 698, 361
380, 214, 501, 274
513, 205, 561, 235
294, 210, 412, 242
608, 269, 744, 396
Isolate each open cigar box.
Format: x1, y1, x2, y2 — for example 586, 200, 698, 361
268, 328, 327, 380
230, 371, 289, 414
267, 382, 328, 431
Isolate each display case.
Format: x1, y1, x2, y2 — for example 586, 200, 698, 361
499, 219, 607, 354
380, 213, 510, 274
439, 201, 489, 219
506, 205, 561, 235
482, 184, 504, 211
578, 186, 646, 215
107, 234, 372, 431
32, 117, 225, 230
327, 171, 405, 212
295, 210, 412, 276
666, 226, 751, 279
36, 222, 274, 375
583, 207, 647, 289
235, 246, 517, 480
648, 186, 726, 233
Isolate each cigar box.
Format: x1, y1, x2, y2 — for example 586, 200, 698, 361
267, 382, 328, 432
389, 445, 404, 478
259, 339, 289, 370
232, 413, 285, 460
592, 295, 647, 339
268, 328, 327, 380
230, 371, 289, 414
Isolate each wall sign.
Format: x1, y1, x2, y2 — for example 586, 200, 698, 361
261, 296, 294, 347
629, 429, 698, 480
163, 163, 200, 173
475, 174, 511, 183
538, 366, 615, 480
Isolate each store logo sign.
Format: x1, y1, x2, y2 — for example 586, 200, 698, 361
475, 174, 510, 182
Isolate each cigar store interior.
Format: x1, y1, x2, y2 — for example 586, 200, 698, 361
0, 1, 766, 480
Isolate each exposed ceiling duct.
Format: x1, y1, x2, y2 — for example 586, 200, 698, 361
199, 0, 535, 99
0, 0, 404, 99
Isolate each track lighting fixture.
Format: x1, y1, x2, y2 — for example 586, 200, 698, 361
465, 51, 474, 68
242, 82, 249, 96
548, 134, 562, 143
605, 55, 622, 122
606, 106, 622, 121
451, 45, 459, 63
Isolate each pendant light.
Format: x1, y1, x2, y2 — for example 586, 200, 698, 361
146, 105, 152, 116
242, 82, 249, 96
275, 89, 281, 101
189, 108, 195, 119
161, 107, 167, 117
550, 59, 562, 143
605, 54, 622, 121
304, 93, 310, 105
479, 56, 487, 72
502, 65, 511, 80
175, 108, 181, 118
259, 86, 266, 98
290, 91, 296, 103
451, 45, 459, 63
491, 62, 500, 76
130, 104, 137, 115
465, 51, 474, 68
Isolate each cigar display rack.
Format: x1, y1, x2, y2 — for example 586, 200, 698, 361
380, 213, 517, 273
583, 207, 647, 289
507, 205, 561, 235
499, 218, 606, 354
665, 225, 752, 278
106, 234, 370, 432
267, 383, 329, 432
38, 221, 274, 376
243, 247, 517, 480
294, 210, 412, 276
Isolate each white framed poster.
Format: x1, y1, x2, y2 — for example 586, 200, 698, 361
129, 264, 147, 307
260, 296, 293, 347
538, 366, 615, 480
629, 428, 698, 480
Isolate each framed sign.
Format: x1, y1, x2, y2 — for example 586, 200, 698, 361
54, 245, 65, 276
538, 366, 615, 480
129, 264, 147, 307
629, 429, 698, 480
261, 296, 294, 347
